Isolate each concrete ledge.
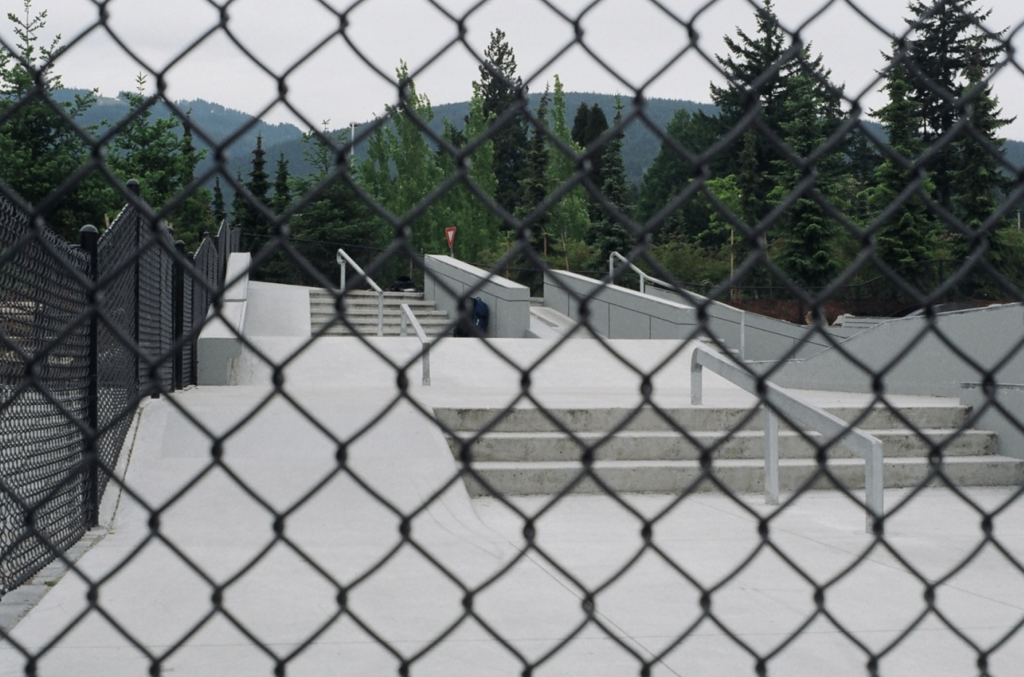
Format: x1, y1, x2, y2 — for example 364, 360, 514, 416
424, 255, 530, 338
960, 382, 1024, 460
771, 303, 1024, 397
197, 252, 251, 385
545, 270, 693, 340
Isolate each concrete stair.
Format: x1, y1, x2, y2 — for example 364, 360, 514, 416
435, 405, 1024, 497
310, 289, 451, 337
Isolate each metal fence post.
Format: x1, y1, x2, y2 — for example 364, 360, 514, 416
173, 240, 185, 391
80, 224, 101, 527
128, 179, 143, 396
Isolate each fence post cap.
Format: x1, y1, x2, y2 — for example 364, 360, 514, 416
126, 179, 141, 194
80, 224, 99, 235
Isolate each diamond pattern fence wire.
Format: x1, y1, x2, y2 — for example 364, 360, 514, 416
0, 189, 236, 597
2, 0, 1024, 675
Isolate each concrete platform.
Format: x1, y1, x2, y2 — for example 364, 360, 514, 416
3, 320, 1023, 675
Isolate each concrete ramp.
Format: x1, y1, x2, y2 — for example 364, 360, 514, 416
0, 379, 607, 675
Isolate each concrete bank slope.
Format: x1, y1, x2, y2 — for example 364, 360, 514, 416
0, 382, 586, 676
5, 332, 1015, 677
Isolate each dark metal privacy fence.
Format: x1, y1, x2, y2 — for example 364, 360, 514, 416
0, 189, 235, 597
2, 0, 1024, 675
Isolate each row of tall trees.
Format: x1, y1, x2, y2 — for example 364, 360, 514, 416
0, 1, 216, 247
636, 0, 1019, 297
3, 0, 1020, 300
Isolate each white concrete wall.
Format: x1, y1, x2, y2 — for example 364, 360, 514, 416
424, 255, 530, 338
645, 286, 860, 360
961, 383, 1024, 460
545, 271, 858, 359
544, 270, 692, 339
767, 303, 1024, 397
197, 252, 251, 386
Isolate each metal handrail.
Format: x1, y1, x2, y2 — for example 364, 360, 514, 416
690, 344, 883, 532
337, 248, 383, 337
610, 251, 746, 359
608, 251, 670, 295
399, 303, 431, 386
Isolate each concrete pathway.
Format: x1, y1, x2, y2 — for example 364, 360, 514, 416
2, 332, 1021, 676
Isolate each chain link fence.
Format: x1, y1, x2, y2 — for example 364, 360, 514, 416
2, 0, 1024, 675
0, 190, 235, 597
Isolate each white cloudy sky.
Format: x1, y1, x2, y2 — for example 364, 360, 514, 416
7, 0, 1024, 139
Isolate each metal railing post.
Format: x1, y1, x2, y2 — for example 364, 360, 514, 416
690, 354, 703, 405
740, 310, 746, 361
80, 224, 101, 528
401, 303, 432, 386
337, 248, 385, 337
763, 406, 780, 506
690, 345, 883, 532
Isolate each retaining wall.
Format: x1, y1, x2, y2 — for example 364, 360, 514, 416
424, 255, 531, 338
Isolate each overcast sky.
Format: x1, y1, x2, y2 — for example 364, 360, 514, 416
7, 0, 1024, 139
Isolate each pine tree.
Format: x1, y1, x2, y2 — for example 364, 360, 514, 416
587, 96, 634, 265
0, 0, 102, 238
518, 85, 552, 255
239, 133, 271, 238
710, 0, 842, 225
477, 29, 529, 219
290, 122, 380, 285
866, 57, 938, 279
767, 70, 846, 291
950, 44, 1013, 267
637, 107, 718, 243
569, 103, 610, 214
166, 117, 215, 248
901, 0, 1009, 214
212, 177, 226, 224
108, 74, 193, 211
271, 152, 291, 215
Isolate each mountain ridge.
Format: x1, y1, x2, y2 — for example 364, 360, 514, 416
54, 88, 1024, 189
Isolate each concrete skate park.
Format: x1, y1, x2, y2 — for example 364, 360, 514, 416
3, 253, 1024, 677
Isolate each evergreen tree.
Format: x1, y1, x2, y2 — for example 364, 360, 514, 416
230, 172, 247, 231
637, 107, 718, 243
571, 103, 590, 148
107, 74, 195, 212
477, 29, 529, 219
237, 133, 271, 238
290, 122, 380, 285
767, 70, 846, 291
547, 75, 591, 263
950, 44, 1013, 268
866, 57, 938, 279
710, 0, 842, 227
569, 103, 611, 218
0, 0, 105, 238
166, 117, 215, 248
900, 0, 1006, 214
435, 82, 502, 264
518, 85, 552, 255
212, 176, 226, 224
271, 152, 291, 215
586, 96, 634, 265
